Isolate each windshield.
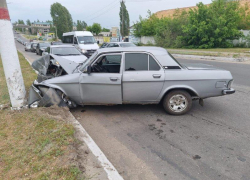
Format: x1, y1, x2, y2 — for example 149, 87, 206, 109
79, 51, 98, 71
40, 43, 50, 47
120, 43, 136, 47
77, 36, 96, 44
52, 47, 81, 56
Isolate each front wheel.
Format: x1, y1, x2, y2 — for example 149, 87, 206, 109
163, 90, 192, 115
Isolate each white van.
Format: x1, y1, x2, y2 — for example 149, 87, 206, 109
62, 31, 99, 57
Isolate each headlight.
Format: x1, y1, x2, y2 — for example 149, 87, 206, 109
81, 49, 87, 53
228, 80, 233, 88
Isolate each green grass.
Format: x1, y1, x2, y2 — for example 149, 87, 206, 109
23, 34, 38, 40
0, 109, 85, 180
0, 52, 85, 179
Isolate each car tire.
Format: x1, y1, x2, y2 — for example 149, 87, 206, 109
163, 90, 192, 115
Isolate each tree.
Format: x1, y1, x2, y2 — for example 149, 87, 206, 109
86, 26, 92, 32
17, 19, 25, 25
182, 1, 243, 48
102, 28, 110, 32
26, 19, 32, 34
26, 19, 31, 26
119, 1, 130, 37
76, 20, 87, 31
91, 23, 102, 35
50, 2, 73, 39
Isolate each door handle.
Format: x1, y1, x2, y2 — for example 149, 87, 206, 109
153, 74, 161, 78
110, 77, 119, 81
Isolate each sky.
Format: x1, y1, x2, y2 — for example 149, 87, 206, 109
8, 0, 212, 29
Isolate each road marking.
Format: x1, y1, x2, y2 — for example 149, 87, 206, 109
68, 113, 124, 180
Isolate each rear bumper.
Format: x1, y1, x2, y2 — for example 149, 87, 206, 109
223, 88, 235, 95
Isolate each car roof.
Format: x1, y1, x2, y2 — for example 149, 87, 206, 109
50, 45, 74, 48
63, 31, 93, 36
97, 46, 168, 55
95, 47, 180, 67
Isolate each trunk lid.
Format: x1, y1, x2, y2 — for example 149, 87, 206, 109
181, 63, 223, 70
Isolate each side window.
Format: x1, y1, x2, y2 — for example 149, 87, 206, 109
108, 43, 114, 47
62, 35, 74, 43
149, 55, 160, 71
114, 44, 119, 47
125, 53, 148, 71
92, 54, 122, 73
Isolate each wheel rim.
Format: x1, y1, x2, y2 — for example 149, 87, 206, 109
168, 94, 188, 113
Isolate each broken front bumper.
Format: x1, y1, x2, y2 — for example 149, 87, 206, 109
223, 88, 235, 95
28, 83, 67, 108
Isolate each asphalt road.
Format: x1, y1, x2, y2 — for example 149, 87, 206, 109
177, 58, 250, 87
15, 34, 250, 180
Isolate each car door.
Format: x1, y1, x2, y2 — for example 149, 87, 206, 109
79, 53, 123, 104
36, 44, 40, 53
122, 53, 165, 103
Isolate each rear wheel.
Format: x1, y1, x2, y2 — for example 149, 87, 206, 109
163, 90, 192, 115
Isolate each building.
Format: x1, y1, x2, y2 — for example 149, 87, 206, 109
111, 27, 119, 37
99, 32, 111, 37
31, 21, 51, 34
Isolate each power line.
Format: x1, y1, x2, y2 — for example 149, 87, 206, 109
84, 0, 119, 19
86, 2, 120, 22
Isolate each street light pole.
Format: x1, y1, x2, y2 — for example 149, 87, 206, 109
0, 0, 26, 108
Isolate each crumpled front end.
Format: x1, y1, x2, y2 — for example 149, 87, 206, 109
28, 82, 68, 108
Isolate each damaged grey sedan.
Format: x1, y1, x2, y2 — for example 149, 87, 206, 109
28, 47, 235, 115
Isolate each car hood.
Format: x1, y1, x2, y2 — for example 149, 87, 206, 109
32, 55, 79, 75
59, 55, 87, 64
181, 63, 223, 70
78, 43, 99, 50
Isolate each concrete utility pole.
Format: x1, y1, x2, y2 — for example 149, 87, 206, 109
0, 0, 26, 107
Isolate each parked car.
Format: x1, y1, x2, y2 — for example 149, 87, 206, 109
28, 47, 235, 115
42, 45, 87, 64
36, 42, 50, 56
100, 42, 136, 48
51, 41, 63, 45
25, 43, 32, 51
31, 43, 38, 53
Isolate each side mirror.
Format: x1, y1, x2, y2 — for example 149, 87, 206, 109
97, 40, 100, 44
87, 65, 91, 74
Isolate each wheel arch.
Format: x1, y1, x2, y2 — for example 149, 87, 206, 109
160, 86, 199, 103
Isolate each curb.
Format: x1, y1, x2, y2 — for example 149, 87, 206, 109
68, 113, 124, 180
23, 52, 124, 180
